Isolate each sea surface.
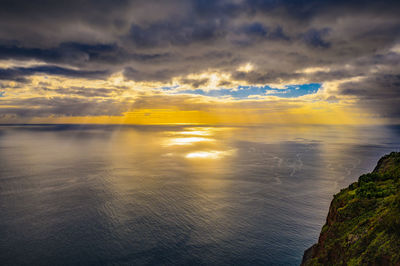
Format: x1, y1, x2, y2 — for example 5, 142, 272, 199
1, 124, 400, 265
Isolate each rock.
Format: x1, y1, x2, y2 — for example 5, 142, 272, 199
301, 152, 400, 266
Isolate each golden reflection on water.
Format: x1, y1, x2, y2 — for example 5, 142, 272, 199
164, 127, 235, 160
164, 137, 214, 146
104, 126, 236, 230
185, 150, 235, 159
173, 129, 212, 136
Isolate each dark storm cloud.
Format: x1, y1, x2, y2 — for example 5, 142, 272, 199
128, 19, 226, 48
0, 42, 171, 67
233, 70, 302, 84
300, 28, 331, 48
180, 78, 209, 88
0, 65, 109, 81
0, 0, 399, 119
339, 74, 400, 118
0, 43, 117, 62
123, 67, 182, 82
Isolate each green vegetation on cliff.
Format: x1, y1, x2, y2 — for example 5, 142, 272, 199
302, 152, 400, 266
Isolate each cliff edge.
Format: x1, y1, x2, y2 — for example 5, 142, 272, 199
302, 152, 400, 266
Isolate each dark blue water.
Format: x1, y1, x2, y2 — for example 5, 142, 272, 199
1, 125, 400, 265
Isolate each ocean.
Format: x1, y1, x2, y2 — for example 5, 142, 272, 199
1, 124, 400, 265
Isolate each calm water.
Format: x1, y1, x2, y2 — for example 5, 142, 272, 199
1, 124, 400, 265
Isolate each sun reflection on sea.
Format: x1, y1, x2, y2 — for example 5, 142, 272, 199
185, 150, 235, 159
174, 129, 212, 136
160, 126, 236, 160
163, 137, 214, 146
162, 127, 217, 146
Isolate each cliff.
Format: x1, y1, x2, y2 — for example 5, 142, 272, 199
302, 152, 400, 266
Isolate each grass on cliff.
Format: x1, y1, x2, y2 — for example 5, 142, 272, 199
305, 152, 400, 266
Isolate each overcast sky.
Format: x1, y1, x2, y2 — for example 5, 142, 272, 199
0, 0, 399, 124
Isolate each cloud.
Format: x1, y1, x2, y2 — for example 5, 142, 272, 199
0, 0, 399, 123
339, 74, 400, 118
300, 28, 331, 48
180, 78, 209, 88
0, 65, 110, 81
0, 96, 132, 117
49, 87, 127, 98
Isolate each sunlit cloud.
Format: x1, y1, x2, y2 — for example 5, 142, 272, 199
237, 63, 254, 73
296, 67, 331, 74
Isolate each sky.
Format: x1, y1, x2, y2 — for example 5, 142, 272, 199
0, 0, 399, 125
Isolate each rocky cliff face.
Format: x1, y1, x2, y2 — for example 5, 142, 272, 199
302, 152, 400, 266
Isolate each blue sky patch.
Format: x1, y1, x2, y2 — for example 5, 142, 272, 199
0, 91, 5, 97
178, 83, 320, 99
160, 85, 180, 90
